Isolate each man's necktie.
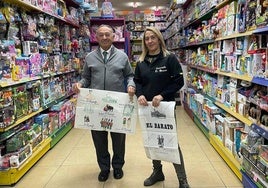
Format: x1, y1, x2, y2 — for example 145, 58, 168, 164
103, 51, 108, 63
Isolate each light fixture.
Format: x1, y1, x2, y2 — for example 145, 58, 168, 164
133, 2, 138, 8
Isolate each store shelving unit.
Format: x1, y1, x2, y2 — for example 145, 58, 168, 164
0, 0, 80, 185
0, 137, 51, 185
210, 132, 242, 180
3, 0, 79, 28
125, 12, 167, 68
165, 0, 268, 186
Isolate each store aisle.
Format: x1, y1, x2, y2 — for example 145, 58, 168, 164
10, 106, 243, 188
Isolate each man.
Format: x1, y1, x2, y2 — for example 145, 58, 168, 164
74, 24, 135, 182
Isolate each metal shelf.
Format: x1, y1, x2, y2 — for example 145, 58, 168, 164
214, 102, 253, 126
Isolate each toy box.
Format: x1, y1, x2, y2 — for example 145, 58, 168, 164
237, 92, 247, 104
13, 85, 29, 119
224, 116, 244, 147
50, 100, 67, 127
229, 86, 238, 112
225, 138, 234, 153
256, 157, 267, 174
259, 145, 268, 162
22, 41, 38, 56
234, 127, 248, 163
5, 130, 31, 154
49, 112, 60, 133
8, 144, 32, 168
15, 56, 30, 79
226, 14, 236, 35
237, 102, 250, 117
26, 81, 41, 113
0, 88, 15, 128
0, 106, 15, 128
43, 0, 57, 14
214, 114, 225, 141
101, 0, 113, 18
29, 123, 43, 149
0, 58, 11, 80
113, 25, 124, 42
246, 0, 257, 31
54, 76, 65, 98
225, 116, 244, 128
34, 113, 50, 138
224, 121, 234, 145
29, 53, 42, 77
56, 0, 66, 17
237, 0, 247, 33
41, 78, 52, 106
204, 102, 221, 134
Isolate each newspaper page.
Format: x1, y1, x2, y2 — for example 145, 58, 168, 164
138, 102, 180, 164
74, 88, 137, 134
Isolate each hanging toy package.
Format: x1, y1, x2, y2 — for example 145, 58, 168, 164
101, 0, 113, 18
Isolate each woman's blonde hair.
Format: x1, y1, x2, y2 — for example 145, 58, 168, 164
138, 26, 170, 62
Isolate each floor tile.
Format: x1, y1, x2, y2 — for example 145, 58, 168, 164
8, 106, 243, 188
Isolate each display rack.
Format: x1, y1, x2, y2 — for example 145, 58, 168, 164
0, 138, 51, 185
165, 0, 268, 186
0, 0, 81, 185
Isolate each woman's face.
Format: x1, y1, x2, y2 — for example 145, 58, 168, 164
96, 26, 114, 50
144, 30, 160, 54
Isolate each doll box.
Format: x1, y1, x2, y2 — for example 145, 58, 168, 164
224, 116, 244, 128
237, 93, 247, 104
204, 104, 221, 115
22, 41, 39, 56
225, 138, 234, 153
214, 114, 225, 141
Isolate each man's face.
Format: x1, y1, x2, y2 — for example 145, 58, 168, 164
96, 26, 114, 50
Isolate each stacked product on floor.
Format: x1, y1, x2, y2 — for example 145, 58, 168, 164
165, 0, 268, 187
0, 0, 94, 185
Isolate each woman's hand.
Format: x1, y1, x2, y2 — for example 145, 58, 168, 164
152, 95, 163, 107
73, 83, 82, 94
138, 95, 148, 106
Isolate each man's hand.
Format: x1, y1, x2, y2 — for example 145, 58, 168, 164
127, 86, 135, 97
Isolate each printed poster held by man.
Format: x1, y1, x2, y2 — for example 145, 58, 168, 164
74, 88, 137, 134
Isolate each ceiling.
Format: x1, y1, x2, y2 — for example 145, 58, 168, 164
97, 0, 171, 12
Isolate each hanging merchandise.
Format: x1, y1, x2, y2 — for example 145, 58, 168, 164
82, 0, 98, 13
101, 0, 113, 18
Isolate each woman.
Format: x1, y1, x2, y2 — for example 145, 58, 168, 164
134, 26, 190, 188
